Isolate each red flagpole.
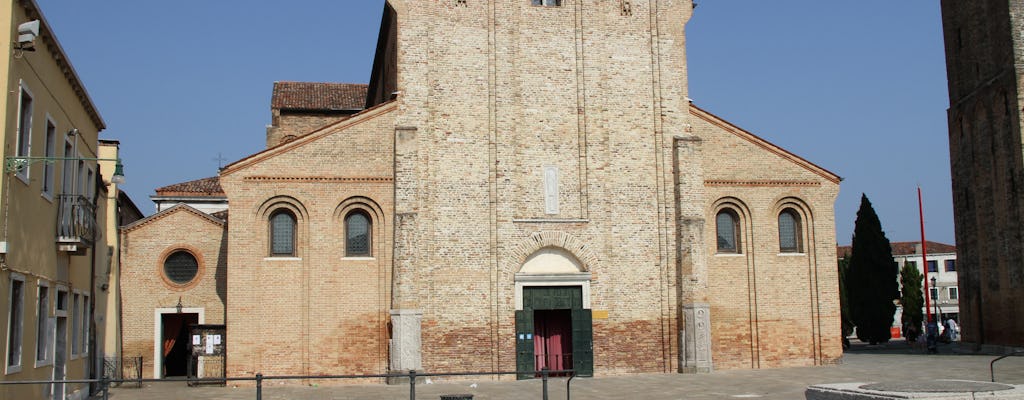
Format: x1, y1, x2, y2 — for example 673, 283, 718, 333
919, 187, 932, 323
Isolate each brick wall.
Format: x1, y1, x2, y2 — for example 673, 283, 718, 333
265, 110, 353, 148
220, 103, 396, 377
120, 206, 227, 378
941, 0, 1024, 348
693, 107, 841, 369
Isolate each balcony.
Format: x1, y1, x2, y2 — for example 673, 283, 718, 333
57, 194, 95, 254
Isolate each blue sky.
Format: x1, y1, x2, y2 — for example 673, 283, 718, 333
35, 1, 953, 245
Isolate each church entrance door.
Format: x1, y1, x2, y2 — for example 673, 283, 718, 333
160, 313, 198, 377
515, 286, 593, 379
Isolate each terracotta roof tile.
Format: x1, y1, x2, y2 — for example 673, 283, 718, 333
837, 241, 956, 259
154, 176, 224, 197
271, 82, 368, 111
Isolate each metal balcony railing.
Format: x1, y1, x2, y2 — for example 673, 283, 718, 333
56, 194, 95, 253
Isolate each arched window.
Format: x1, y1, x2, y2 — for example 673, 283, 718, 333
716, 209, 740, 253
270, 210, 296, 256
778, 208, 803, 253
345, 210, 371, 257
163, 250, 199, 285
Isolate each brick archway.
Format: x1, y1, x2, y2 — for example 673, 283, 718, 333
510, 231, 599, 273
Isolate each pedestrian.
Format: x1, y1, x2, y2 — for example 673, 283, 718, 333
945, 318, 959, 341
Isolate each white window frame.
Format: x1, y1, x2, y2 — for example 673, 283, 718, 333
6, 273, 26, 374
55, 287, 68, 317
85, 166, 95, 200
15, 83, 34, 183
62, 136, 77, 196
41, 117, 57, 200
82, 293, 89, 356
76, 159, 86, 199
35, 280, 52, 367
70, 291, 80, 359
948, 287, 958, 301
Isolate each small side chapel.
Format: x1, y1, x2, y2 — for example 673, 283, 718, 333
120, 0, 842, 380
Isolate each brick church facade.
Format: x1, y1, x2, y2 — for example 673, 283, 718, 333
121, 0, 842, 379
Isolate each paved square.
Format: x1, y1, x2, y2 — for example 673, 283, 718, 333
95, 342, 1024, 400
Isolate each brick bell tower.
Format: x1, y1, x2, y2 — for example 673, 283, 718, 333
940, 0, 1024, 349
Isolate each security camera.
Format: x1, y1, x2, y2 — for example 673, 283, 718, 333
16, 20, 39, 51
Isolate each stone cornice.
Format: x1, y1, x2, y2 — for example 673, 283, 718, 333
242, 176, 393, 183
705, 180, 822, 187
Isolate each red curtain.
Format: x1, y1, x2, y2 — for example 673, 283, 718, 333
163, 316, 184, 357
534, 311, 572, 371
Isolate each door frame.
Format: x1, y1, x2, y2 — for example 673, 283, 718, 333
513, 273, 591, 311
514, 283, 594, 378
153, 307, 204, 378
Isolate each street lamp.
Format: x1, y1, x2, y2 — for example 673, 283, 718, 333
930, 276, 940, 322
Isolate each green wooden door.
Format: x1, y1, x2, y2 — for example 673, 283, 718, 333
515, 308, 535, 380
571, 308, 594, 377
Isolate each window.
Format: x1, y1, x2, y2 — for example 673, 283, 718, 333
62, 139, 76, 195
345, 211, 372, 257
945, 259, 956, 272
778, 208, 803, 253
42, 119, 56, 197
35, 283, 50, 365
85, 167, 95, 200
6, 275, 25, 372
71, 293, 80, 357
15, 86, 33, 180
929, 287, 939, 301
532, 0, 561, 5
270, 210, 297, 256
164, 250, 199, 285
948, 287, 959, 300
55, 289, 67, 315
715, 209, 740, 253
77, 159, 86, 197
927, 260, 938, 272
82, 294, 89, 356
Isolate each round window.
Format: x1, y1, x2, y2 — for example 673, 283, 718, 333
163, 250, 199, 285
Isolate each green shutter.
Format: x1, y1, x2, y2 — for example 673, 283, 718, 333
571, 308, 594, 377
515, 309, 535, 380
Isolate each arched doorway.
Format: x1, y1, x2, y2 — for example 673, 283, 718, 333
514, 247, 593, 378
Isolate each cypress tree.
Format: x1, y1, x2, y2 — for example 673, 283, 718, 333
847, 194, 900, 344
899, 262, 924, 341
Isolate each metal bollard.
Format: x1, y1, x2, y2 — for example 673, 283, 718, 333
541, 368, 549, 400
409, 369, 417, 400
256, 373, 263, 400
101, 374, 110, 400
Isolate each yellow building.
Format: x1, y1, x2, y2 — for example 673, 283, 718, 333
0, 1, 124, 399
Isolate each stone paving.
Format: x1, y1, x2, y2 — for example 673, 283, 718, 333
92, 341, 1024, 400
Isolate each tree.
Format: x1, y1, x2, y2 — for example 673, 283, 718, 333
899, 262, 924, 341
846, 194, 900, 344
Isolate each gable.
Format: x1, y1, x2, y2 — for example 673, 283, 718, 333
692, 105, 841, 185
121, 204, 224, 235
221, 101, 397, 179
